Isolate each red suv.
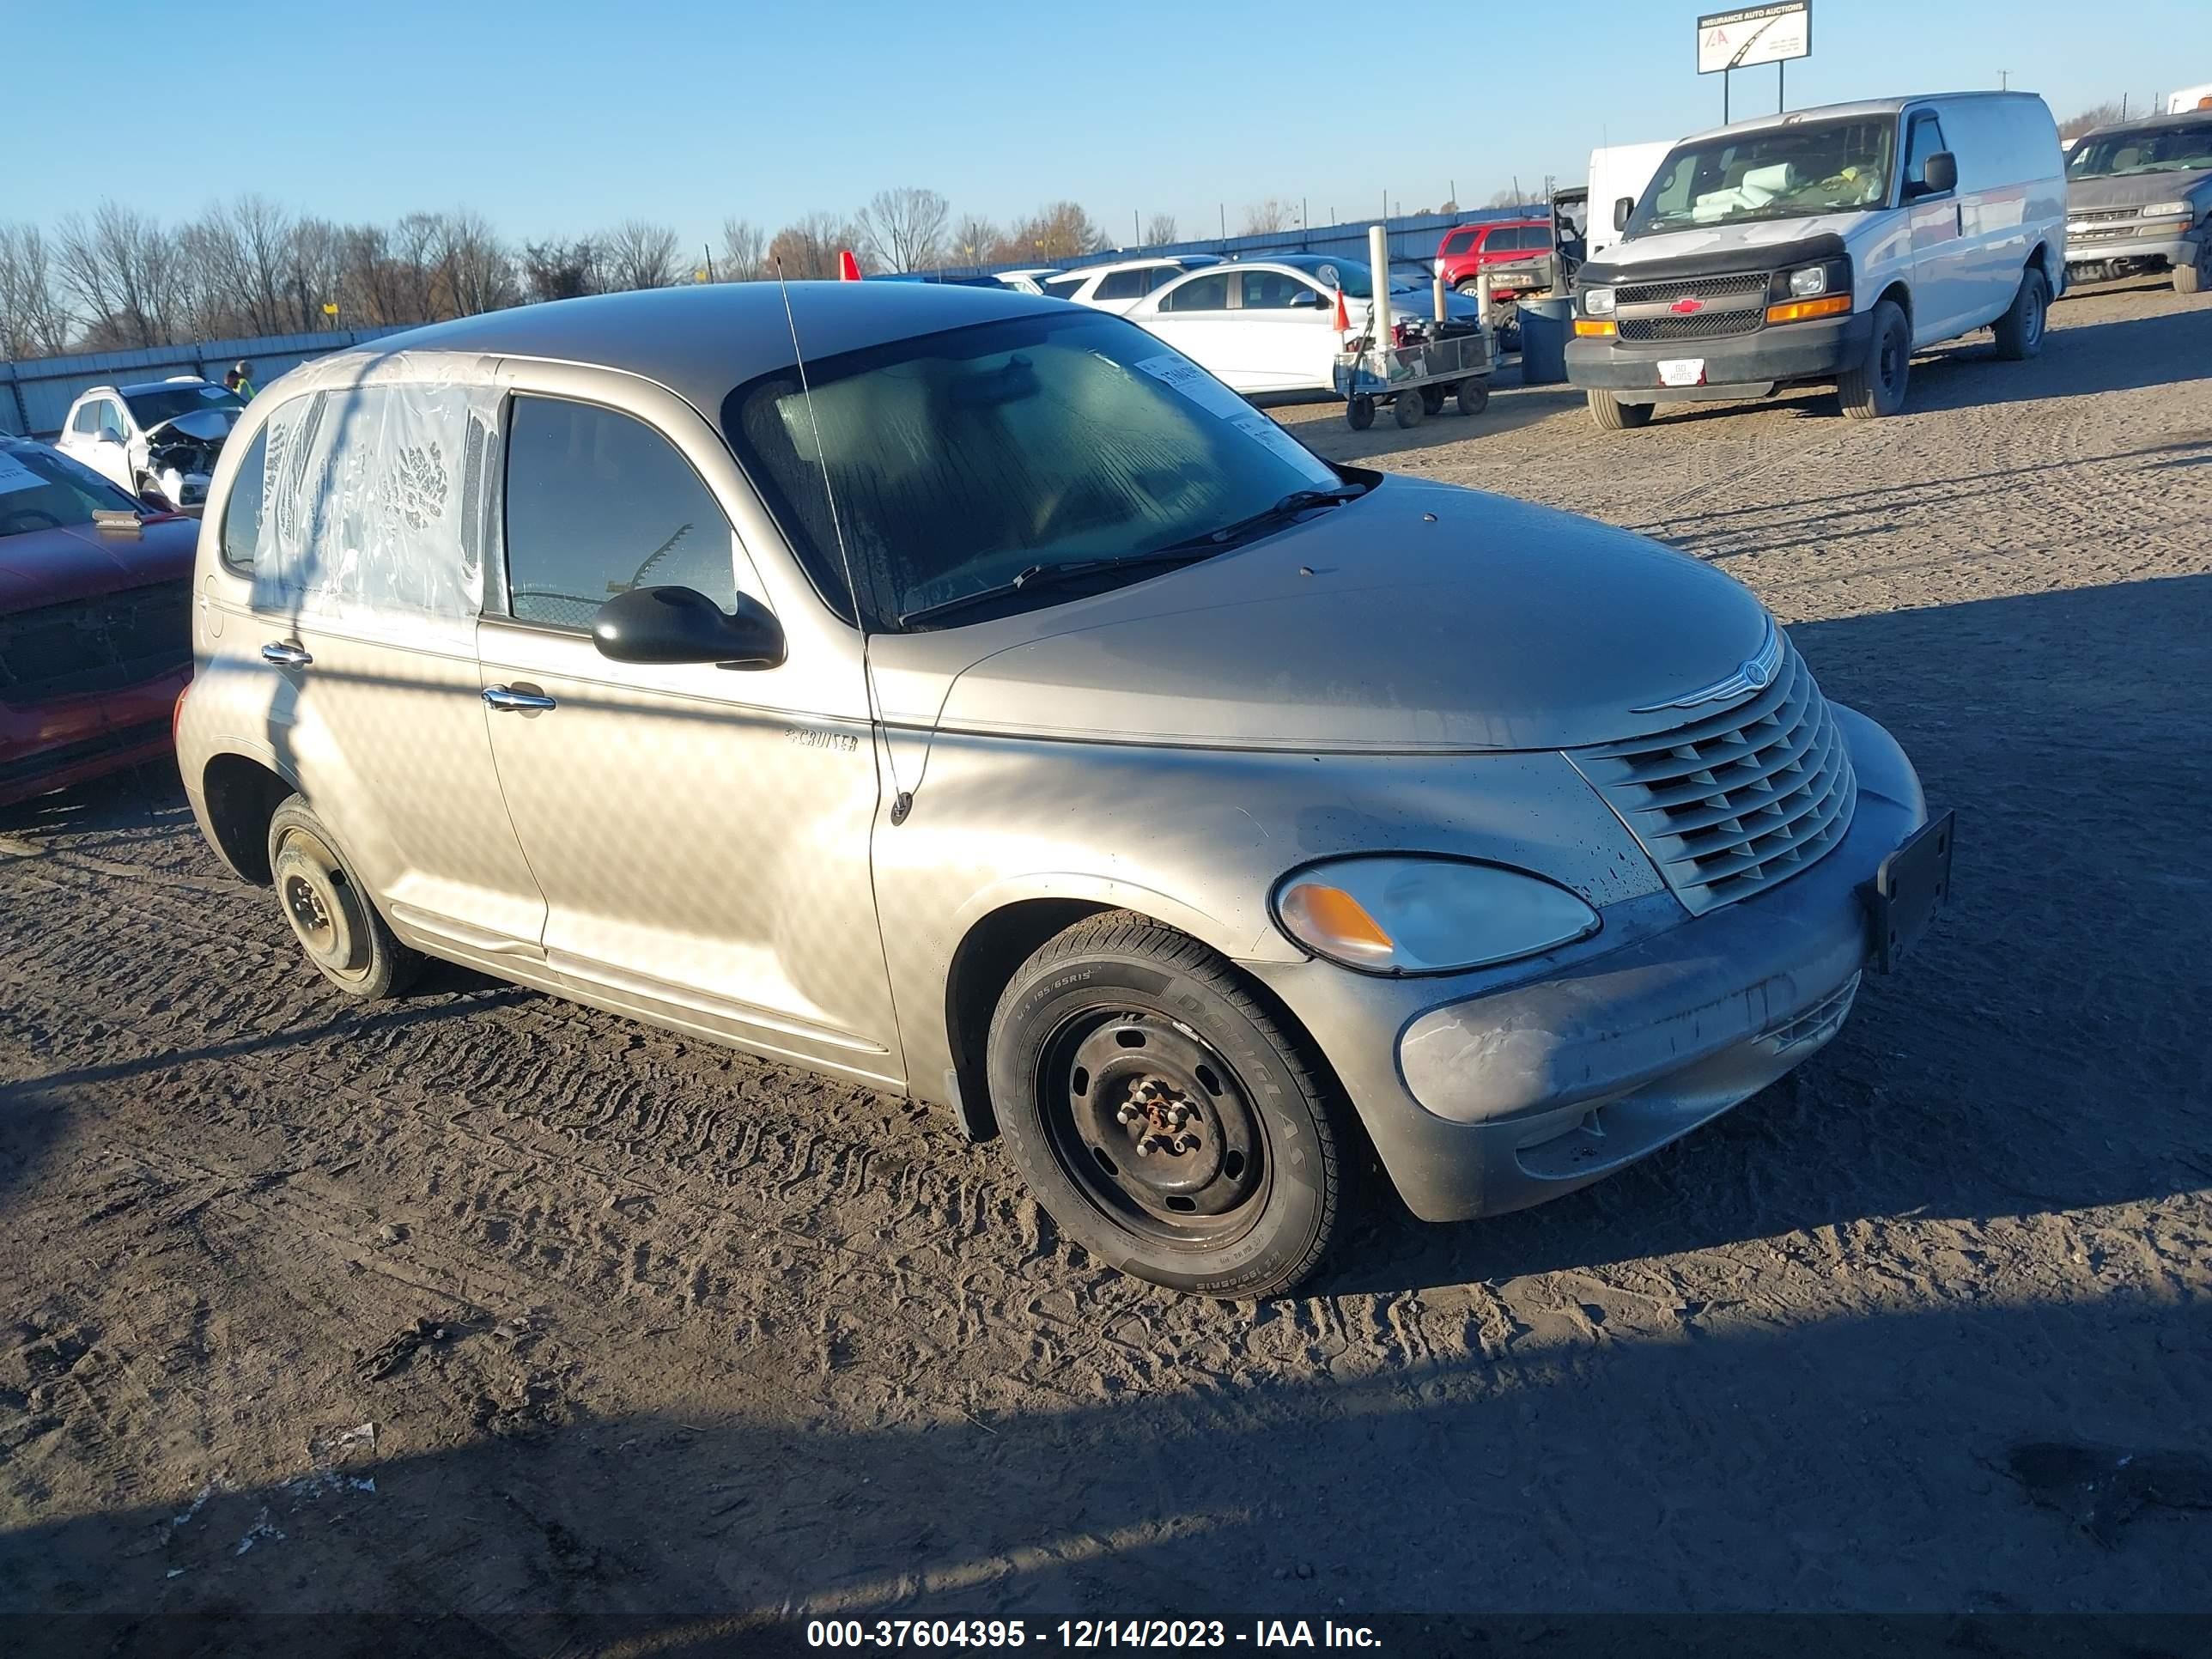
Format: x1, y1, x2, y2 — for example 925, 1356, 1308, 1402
1433, 220, 1555, 296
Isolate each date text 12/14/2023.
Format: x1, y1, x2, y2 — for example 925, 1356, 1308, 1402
805, 1619, 1383, 1649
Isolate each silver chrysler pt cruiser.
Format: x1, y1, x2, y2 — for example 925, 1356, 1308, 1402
176, 283, 1952, 1297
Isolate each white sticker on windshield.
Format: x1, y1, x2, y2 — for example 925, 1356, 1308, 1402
0, 453, 46, 496
1134, 353, 1256, 422
1231, 414, 1329, 476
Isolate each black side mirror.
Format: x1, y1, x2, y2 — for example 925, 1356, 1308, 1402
137, 488, 173, 514
1613, 196, 1633, 232
1923, 151, 1958, 195
592, 585, 786, 670
1288, 289, 1323, 307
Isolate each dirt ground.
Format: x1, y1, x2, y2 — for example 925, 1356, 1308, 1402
2, 280, 2209, 1652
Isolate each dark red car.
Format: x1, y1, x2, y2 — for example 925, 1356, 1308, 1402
1433, 218, 1556, 297
0, 438, 197, 808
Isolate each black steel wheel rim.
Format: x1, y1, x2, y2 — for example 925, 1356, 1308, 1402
276, 829, 371, 980
1036, 1008, 1270, 1249
1881, 327, 1905, 392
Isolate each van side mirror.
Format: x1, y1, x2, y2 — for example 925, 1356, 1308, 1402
1911, 151, 1959, 198
1613, 196, 1633, 232
592, 585, 786, 670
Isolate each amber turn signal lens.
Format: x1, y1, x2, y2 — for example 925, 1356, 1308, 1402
1765, 295, 1853, 325
1574, 319, 1616, 337
1276, 881, 1396, 961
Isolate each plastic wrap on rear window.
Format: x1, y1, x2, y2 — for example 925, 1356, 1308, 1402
249, 366, 500, 649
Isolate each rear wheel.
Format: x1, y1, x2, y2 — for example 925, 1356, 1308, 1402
1419, 385, 1447, 415
1586, 392, 1652, 430
1991, 267, 2049, 360
1839, 298, 1910, 418
1455, 378, 1490, 416
987, 912, 1346, 1298
1455, 280, 1483, 299
2175, 237, 2211, 296
1393, 391, 1425, 428
266, 797, 419, 1000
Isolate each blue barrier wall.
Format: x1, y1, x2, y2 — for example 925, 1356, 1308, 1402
2, 326, 409, 438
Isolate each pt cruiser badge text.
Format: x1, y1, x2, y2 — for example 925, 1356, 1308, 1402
785, 726, 861, 754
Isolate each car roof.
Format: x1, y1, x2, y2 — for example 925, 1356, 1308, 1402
367, 282, 1066, 412
2081, 108, 2212, 136
1680, 91, 2041, 146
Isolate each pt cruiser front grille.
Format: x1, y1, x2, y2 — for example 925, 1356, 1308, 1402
1570, 637, 1856, 915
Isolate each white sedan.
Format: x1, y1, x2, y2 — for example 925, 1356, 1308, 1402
1125, 255, 1475, 395
1036, 256, 1224, 313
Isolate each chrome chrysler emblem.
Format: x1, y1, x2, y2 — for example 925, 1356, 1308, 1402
1632, 618, 1784, 713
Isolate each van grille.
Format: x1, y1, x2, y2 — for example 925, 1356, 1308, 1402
1570, 637, 1856, 915
1613, 270, 1770, 343
0, 580, 191, 703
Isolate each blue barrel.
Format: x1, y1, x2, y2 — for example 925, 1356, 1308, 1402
1517, 296, 1573, 385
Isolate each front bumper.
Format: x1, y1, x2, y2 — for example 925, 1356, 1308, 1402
1254, 702, 1932, 1223
0, 670, 187, 808
2064, 231, 2195, 270
1566, 310, 1871, 400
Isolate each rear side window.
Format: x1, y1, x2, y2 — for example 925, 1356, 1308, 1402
1094, 268, 1149, 301
98, 401, 126, 441
1160, 271, 1231, 312
219, 428, 269, 573
502, 397, 736, 630
71, 402, 99, 435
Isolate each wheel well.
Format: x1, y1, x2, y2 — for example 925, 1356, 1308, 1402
1876, 280, 1912, 323
199, 753, 293, 884
2026, 241, 2055, 283
944, 900, 1109, 1141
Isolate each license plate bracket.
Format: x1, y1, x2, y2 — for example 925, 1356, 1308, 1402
1866, 811, 1955, 972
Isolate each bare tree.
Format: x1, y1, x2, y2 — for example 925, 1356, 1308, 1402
601, 220, 680, 291
429, 210, 515, 316
720, 218, 768, 282
2059, 100, 2128, 140
768, 213, 862, 280
995, 202, 1103, 264
1142, 212, 1178, 246
1486, 185, 1526, 209
521, 240, 602, 303
857, 186, 951, 273
949, 215, 999, 269
0, 224, 71, 359
1240, 198, 1294, 234
54, 203, 185, 348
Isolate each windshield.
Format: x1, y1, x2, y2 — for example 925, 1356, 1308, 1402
722, 309, 1343, 630
2068, 120, 2212, 179
122, 383, 244, 428
1631, 118, 1897, 234
0, 444, 143, 536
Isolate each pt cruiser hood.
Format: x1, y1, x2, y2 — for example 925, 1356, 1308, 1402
871, 478, 1771, 753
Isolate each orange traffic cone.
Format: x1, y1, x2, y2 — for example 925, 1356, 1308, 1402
839, 249, 861, 282
1333, 289, 1350, 331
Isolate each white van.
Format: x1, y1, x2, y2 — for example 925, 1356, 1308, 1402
1566, 94, 2065, 428
1584, 141, 1674, 264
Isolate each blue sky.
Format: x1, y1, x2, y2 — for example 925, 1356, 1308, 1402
14, 0, 2209, 254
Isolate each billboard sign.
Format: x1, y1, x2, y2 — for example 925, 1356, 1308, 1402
1697, 2, 1811, 75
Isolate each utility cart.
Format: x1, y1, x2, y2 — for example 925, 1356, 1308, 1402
1333, 329, 1492, 430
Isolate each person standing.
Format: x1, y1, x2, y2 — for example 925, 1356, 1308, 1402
230, 361, 257, 401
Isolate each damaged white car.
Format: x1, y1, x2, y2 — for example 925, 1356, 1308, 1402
57, 377, 245, 510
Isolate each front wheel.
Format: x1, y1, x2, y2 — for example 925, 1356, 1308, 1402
1991, 268, 2049, 360
1586, 391, 1653, 430
987, 913, 1346, 1298
2175, 237, 2211, 296
1346, 394, 1375, 430
1839, 298, 1910, 418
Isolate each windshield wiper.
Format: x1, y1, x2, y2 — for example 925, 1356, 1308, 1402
1146, 485, 1366, 557
896, 488, 1365, 629
897, 547, 1212, 629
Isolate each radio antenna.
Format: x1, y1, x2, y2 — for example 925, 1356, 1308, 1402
774, 255, 913, 825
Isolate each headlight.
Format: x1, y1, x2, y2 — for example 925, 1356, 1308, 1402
1787, 264, 1829, 297
1581, 285, 1616, 316
2136, 200, 2192, 219
1273, 856, 1600, 976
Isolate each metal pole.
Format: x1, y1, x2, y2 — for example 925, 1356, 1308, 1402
1219, 203, 1226, 240
1778, 60, 1784, 113
1724, 67, 1730, 125
1369, 224, 1394, 350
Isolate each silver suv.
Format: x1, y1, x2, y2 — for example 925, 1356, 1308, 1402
177, 283, 1952, 1297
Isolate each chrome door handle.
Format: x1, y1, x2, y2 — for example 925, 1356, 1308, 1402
483, 685, 557, 714
260, 641, 313, 668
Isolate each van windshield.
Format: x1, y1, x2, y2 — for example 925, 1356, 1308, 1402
722, 309, 1346, 630
1630, 118, 1897, 234
2067, 119, 2212, 179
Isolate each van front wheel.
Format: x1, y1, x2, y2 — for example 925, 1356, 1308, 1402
1992, 268, 2049, 360
987, 912, 1346, 1298
1839, 300, 1910, 419
1586, 392, 1653, 431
